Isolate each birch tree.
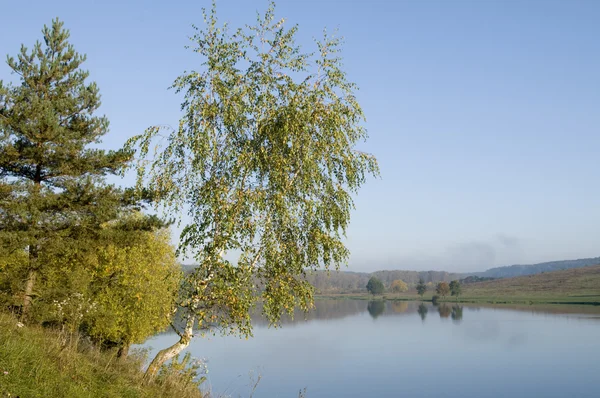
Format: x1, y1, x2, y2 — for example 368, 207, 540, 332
127, 2, 379, 377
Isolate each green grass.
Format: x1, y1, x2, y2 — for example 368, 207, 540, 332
317, 265, 600, 305
0, 313, 205, 398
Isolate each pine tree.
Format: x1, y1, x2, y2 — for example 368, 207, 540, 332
0, 19, 136, 319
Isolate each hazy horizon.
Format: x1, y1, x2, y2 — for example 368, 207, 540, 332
182, 253, 600, 275
4, 0, 599, 273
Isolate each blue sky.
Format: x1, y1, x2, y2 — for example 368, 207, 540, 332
2, 0, 599, 272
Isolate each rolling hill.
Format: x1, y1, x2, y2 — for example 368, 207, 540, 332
473, 256, 600, 278
461, 264, 600, 303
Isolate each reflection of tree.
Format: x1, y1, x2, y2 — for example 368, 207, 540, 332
367, 300, 385, 319
451, 305, 463, 323
391, 301, 408, 313
438, 304, 451, 318
417, 303, 428, 322
250, 299, 367, 326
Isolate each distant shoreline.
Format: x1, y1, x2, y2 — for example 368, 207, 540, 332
316, 264, 600, 306
315, 293, 600, 306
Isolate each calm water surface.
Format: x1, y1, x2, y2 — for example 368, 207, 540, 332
145, 300, 600, 397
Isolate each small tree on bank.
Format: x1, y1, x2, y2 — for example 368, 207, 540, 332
416, 278, 427, 298
436, 282, 450, 298
390, 279, 408, 293
449, 280, 462, 301
128, 2, 379, 378
366, 277, 384, 296
1, 213, 176, 356
84, 227, 180, 358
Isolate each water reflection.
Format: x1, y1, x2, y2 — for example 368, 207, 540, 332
437, 303, 451, 318
391, 301, 409, 313
367, 300, 385, 319
451, 305, 463, 323
250, 299, 365, 326
146, 300, 600, 398
244, 299, 600, 328
417, 303, 428, 321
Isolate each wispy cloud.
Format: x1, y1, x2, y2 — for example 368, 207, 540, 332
350, 234, 526, 273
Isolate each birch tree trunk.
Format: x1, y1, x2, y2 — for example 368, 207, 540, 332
145, 313, 196, 379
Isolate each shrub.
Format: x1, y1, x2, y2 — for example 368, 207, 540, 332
366, 277, 385, 295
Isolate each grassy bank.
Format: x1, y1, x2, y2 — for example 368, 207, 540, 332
317, 265, 600, 305
0, 313, 204, 398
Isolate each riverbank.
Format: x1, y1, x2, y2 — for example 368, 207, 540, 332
316, 293, 600, 305
317, 265, 600, 305
0, 313, 204, 398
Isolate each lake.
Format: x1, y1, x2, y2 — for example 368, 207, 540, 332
144, 300, 600, 397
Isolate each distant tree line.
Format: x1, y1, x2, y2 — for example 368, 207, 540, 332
306, 270, 459, 294
363, 276, 462, 303
459, 275, 496, 284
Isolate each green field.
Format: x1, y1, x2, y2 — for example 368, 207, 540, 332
318, 265, 600, 305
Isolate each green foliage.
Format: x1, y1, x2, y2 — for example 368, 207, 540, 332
83, 228, 180, 348
449, 280, 462, 299
0, 249, 28, 308
127, 0, 378, 344
0, 211, 179, 351
36, 222, 179, 345
436, 282, 450, 298
390, 279, 408, 293
416, 278, 427, 298
0, 313, 204, 398
366, 277, 384, 295
0, 19, 140, 317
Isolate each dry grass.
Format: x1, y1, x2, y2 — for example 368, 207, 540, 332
459, 264, 600, 303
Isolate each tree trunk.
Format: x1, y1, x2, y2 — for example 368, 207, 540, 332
23, 172, 43, 321
117, 343, 130, 359
22, 245, 38, 321
144, 314, 196, 379
22, 268, 37, 320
